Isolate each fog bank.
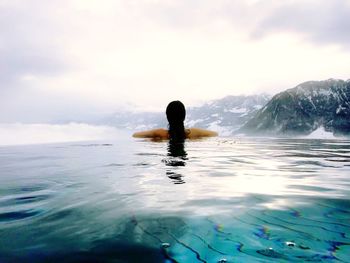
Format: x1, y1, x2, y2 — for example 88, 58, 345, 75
0, 123, 126, 146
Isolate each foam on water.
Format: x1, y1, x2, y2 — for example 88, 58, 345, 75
0, 137, 349, 262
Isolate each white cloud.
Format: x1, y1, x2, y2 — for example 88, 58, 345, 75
0, 0, 349, 122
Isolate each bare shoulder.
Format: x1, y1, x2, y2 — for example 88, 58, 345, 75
187, 128, 218, 138
132, 128, 168, 139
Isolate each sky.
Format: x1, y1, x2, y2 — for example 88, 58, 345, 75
1, 0, 350, 122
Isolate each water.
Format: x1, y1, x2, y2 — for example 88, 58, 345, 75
0, 137, 349, 262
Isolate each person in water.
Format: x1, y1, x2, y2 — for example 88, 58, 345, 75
132, 100, 218, 140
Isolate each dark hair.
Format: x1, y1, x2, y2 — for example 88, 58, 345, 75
166, 101, 186, 141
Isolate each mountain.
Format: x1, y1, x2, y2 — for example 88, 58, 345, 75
186, 94, 270, 135
240, 79, 350, 136
99, 94, 271, 134
96, 111, 166, 130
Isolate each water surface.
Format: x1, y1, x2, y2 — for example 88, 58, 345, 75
0, 137, 349, 262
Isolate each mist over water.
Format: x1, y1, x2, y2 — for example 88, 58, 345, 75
0, 136, 349, 262
0, 123, 125, 146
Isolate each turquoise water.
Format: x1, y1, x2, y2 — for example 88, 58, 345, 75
0, 137, 349, 262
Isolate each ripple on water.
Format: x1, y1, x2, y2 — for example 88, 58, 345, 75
0, 194, 52, 206
103, 163, 125, 167
0, 138, 350, 262
0, 209, 42, 222
70, 143, 113, 147
0, 184, 54, 224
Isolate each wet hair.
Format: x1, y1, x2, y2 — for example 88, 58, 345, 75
166, 101, 186, 141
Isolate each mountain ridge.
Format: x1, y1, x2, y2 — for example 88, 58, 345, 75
93, 78, 350, 137
240, 79, 350, 136
96, 94, 271, 135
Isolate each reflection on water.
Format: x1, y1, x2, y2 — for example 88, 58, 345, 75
0, 137, 349, 262
167, 140, 187, 158
164, 141, 187, 184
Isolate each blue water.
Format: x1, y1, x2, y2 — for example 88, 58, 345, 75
0, 137, 349, 262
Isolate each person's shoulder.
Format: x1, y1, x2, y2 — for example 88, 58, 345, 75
153, 128, 168, 138
187, 128, 218, 138
132, 128, 168, 139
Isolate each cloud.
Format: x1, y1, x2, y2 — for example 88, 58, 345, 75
0, 1, 72, 91
132, 0, 350, 48
0, 0, 349, 123
253, 0, 350, 48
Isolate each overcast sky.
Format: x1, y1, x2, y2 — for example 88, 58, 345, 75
1, 0, 349, 122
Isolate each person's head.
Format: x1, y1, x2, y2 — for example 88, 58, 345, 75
166, 101, 186, 141
166, 100, 186, 124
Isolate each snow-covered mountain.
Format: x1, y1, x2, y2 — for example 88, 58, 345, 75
94, 78, 350, 137
186, 95, 270, 135
96, 111, 166, 131
240, 79, 350, 136
99, 94, 271, 135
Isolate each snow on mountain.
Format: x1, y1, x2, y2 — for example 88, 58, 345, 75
99, 94, 271, 135
240, 79, 350, 136
96, 111, 166, 130
185, 94, 271, 134
304, 126, 336, 139
93, 78, 350, 137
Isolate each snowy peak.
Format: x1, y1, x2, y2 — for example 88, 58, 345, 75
186, 94, 271, 134
241, 79, 350, 136
94, 79, 350, 137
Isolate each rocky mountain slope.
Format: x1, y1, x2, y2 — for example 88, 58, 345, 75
240, 79, 350, 136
